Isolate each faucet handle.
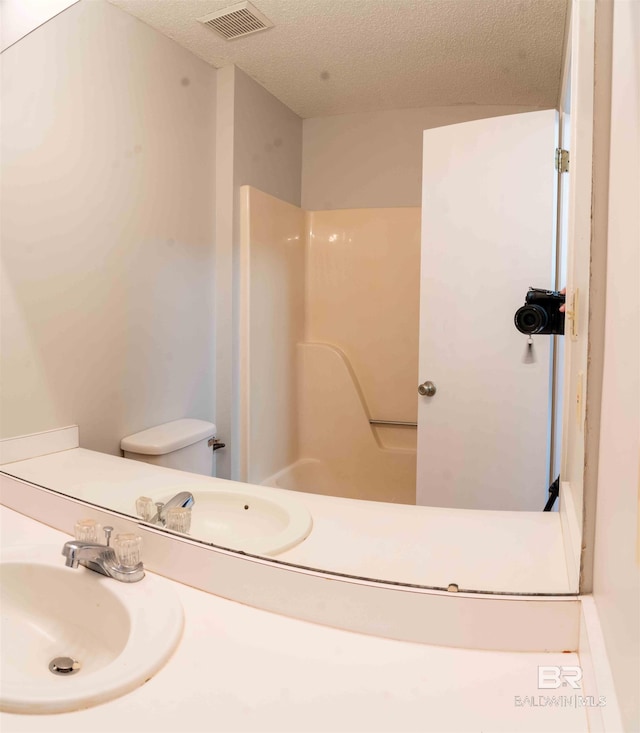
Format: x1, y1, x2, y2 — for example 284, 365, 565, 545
135, 496, 155, 521
114, 533, 143, 568
165, 506, 192, 533
74, 519, 100, 543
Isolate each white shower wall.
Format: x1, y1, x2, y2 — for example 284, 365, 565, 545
239, 187, 306, 485
240, 186, 418, 504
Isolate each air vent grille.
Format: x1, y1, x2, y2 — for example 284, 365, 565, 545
199, 2, 273, 41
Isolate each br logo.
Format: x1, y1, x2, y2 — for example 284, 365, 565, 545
538, 666, 583, 689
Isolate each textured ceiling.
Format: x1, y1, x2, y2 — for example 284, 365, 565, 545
107, 0, 568, 118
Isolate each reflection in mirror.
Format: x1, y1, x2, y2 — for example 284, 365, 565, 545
240, 107, 559, 514
0, 0, 583, 595
0, 440, 573, 594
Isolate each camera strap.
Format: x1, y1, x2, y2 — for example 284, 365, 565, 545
523, 335, 535, 364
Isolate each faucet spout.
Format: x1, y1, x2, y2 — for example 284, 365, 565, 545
150, 491, 194, 525
62, 541, 82, 568
61, 539, 144, 583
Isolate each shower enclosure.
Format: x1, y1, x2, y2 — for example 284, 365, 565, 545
239, 186, 420, 504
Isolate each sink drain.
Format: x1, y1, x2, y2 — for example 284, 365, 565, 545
49, 656, 81, 675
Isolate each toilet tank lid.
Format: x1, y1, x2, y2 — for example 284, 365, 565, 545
121, 419, 216, 455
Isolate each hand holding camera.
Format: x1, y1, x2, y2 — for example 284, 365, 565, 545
514, 287, 566, 335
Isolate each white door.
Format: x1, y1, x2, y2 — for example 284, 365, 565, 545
417, 110, 557, 511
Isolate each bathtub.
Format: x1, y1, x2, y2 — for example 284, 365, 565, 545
261, 456, 415, 505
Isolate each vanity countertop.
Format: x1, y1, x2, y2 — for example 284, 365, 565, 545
0, 447, 571, 593
0, 505, 588, 733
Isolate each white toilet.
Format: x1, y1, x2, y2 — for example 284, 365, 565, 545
121, 419, 218, 476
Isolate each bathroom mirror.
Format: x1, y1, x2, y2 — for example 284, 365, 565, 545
0, 0, 582, 594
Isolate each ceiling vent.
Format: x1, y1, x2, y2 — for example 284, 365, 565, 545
198, 1, 273, 41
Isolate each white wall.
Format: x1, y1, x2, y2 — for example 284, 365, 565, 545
301, 105, 542, 210
592, 1, 640, 730
0, 0, 79, 51
213, 66, 237, 481
0, 0, 217, 456
233, 68, 303, 209
214, 66, 303, 479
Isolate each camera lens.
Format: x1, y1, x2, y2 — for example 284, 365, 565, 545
514, 304, 547, 334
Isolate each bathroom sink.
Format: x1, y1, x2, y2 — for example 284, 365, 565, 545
0, 545, 183, 714
155, 486, 313, 555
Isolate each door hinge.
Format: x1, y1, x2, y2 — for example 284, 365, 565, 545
555, 148, 570, 173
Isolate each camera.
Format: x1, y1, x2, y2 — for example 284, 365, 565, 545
514, 287, 565, 335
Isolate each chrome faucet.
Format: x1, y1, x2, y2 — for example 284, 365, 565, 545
150, 491, 194, 526
62, 525, 145, 583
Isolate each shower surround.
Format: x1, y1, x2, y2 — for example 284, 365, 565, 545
240, 186, 419, 504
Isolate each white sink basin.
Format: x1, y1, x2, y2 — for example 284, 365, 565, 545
0, 545, 183, 714
155, 486, 312, 555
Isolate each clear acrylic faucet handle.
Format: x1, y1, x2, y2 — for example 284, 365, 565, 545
135, 496, 155, 521
165, 506, 192, 534
74, 519, 100, 543
114, 533, 143, 568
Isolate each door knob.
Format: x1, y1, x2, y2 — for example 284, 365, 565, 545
418, 381, 436, 397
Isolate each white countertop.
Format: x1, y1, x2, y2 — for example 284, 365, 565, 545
0, 448, 571, 594
0, 506, 588, 733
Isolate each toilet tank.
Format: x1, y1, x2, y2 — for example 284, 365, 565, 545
121, 419, 217, 476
